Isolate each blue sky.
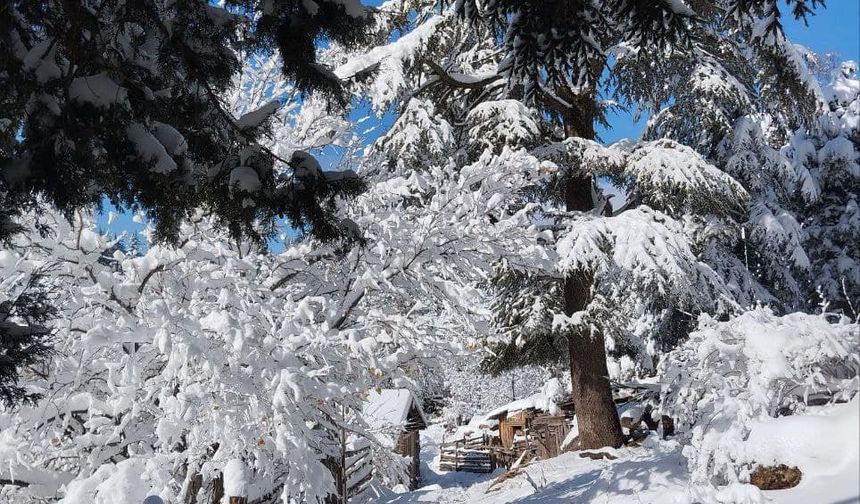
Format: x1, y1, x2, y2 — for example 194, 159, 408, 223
98, 2, 860, 249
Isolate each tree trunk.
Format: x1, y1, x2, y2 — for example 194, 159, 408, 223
560, 93, 624, 450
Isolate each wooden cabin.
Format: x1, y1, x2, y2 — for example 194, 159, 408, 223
364, 389, 428, 489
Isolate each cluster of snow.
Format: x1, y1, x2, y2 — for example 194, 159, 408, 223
333, 12, 451, 111
68, 73, 129, 109
624, 139, 749, 217
377, 98, 454, 174
235, 101, 279, 130
466, 100, 541, 153
126, 123, 178, 174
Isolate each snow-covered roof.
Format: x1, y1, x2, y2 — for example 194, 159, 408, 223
485, 392, 558, 420
363, 389, 427, 431
484, 378, 564, 421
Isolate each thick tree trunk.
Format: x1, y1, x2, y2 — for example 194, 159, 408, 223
560, 94, 624, 450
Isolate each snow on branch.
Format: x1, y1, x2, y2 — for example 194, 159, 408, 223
556, 206, 727, 307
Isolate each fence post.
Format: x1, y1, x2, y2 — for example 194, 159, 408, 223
228, 498, 248, 504
455, 440, 459, 472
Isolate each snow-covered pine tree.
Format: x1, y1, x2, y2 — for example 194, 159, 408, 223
325, 0, 794, 450
708, 116, 811, 310
0, 256, 54, 407
610, 2, 829, 314
790, 61, 860, 317
625, 8, 856, 318
445, 0, 828, 449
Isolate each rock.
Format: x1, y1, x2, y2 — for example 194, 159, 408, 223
750, 464, 802, 490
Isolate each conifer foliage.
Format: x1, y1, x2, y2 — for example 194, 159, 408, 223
0, 0, 369, 244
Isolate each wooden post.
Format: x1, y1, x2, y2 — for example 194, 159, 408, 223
228, 498, 248, 504
454, 440, 459, 472
340, 403, 348, 504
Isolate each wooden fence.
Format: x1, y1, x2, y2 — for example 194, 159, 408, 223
439, 432, 543, 474
439, 433, 497, 473
323, 441, 373, 504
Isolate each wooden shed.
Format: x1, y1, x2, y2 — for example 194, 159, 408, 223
485, 393, 572, 460
364, 389, 428, 489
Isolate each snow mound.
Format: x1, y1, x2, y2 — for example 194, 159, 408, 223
222, 459, 249, 501
661, 308, 859, 491
746, 398, 858, 479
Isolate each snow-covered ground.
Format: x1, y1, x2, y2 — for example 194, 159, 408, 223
375, 400, 860, 504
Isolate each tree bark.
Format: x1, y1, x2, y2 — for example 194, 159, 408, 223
560, 93, 625, 450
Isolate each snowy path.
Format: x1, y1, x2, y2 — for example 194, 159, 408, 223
375, 402, 860, 504
392, 424, 501, 503
383, 431, 691, 504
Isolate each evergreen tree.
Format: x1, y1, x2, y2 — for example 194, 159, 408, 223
791, 61, 859, 317
324, 0, 812, 450
0, 0, 371, 245
0, 267, 54, 407
633, 19, 856, 319
430, 0, 828, 449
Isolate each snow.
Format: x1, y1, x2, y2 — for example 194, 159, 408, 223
745, 398, 859, 502
222, 459, 249, 499
333, 14, 448, 110
555, 206, 724, 311
57, 457, 172, 504
826, 60, 859, 105
236, 101, 279, 130
290, 150, 323, 179
126, 123, 177, 174
664, 0, 695, 16
381, 427, 692, 504
818, 136, 859, 177
375, 400, 859, 504
364, 389, 425, 429
69, 73, 129, 109
662, 308, 859, 489
229, 166, 262, 192
22, 39, 62, 83
466, 100, 541, 151
3, 4, 858, 503
151, 122, 188, 156
625, 139, 748, 215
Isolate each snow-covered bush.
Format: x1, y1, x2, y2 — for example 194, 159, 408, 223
661, 308, 859, 488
